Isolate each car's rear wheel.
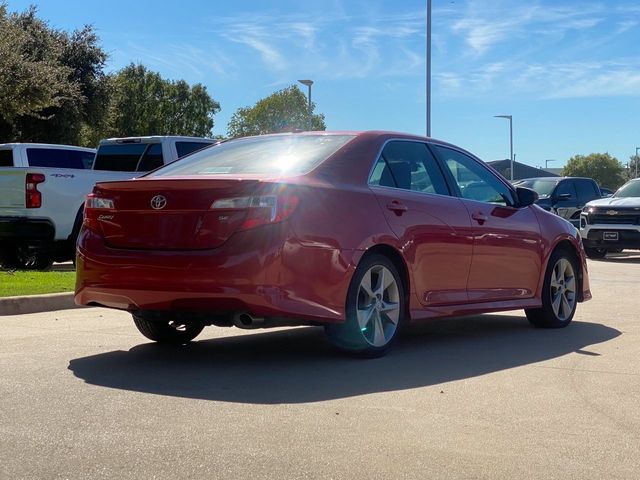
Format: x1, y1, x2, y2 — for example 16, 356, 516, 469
325, 254, 405, 357
525, 249, 578, 328
584, 246, 607, 259
1, 245, 53, 271
132, 313, 204, 344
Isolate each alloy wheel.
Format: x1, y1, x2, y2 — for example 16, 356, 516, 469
356, 265, 401, 347
550, 258, 577, 321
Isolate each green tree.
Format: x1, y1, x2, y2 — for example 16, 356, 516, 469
0, 4, 78, 141
227, 85, 326, 138
562, 153, 626, 190
627, 154, 640, 181
107, 64, 220, 138
12, 22, 111, 146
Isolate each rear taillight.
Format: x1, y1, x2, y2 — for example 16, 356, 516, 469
25, 173, 45, 208
211, 192, 299, 230
83, 193, 115, 232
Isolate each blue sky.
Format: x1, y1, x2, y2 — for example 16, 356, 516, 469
7, 0, 640, 168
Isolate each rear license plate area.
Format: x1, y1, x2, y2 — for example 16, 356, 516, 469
603, 231, 619, 241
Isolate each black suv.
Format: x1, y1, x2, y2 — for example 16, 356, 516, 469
514, 177, 602, 227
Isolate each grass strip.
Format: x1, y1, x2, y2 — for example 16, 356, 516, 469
0, 270, 76, 297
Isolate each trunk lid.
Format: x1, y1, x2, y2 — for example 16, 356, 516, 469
93, 177, 266, 250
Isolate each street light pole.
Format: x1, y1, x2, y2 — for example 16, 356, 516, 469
494, 115, 514, 181
636, 147, 639, 178
298, 79, 313, 131
426, 0, 432, 137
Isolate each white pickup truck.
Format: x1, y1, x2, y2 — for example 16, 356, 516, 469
0, 136, 215, 269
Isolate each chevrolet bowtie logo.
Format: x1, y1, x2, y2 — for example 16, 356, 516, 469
606, 210, 618, 215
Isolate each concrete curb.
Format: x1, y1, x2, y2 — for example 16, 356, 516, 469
0, 292, 83, 316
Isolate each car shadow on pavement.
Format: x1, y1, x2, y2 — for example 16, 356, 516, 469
595, 252, 640, 263
68, 315, 619, 404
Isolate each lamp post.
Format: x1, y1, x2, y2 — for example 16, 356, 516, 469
426, 0, 432, 137
494, 115, 514, 181
298, 79, 313, 131
636, 147, 639, 178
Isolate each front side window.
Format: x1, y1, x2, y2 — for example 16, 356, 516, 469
434, 146, 515, 206
369, 141, 449, 195
555, 181, 576, 199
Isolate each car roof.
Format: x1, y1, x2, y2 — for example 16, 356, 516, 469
517, 176, 594, 182
99, 136, 216, 145
0, 143, 95, 151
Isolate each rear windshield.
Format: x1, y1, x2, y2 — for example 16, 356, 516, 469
93, 143, 163, 172
515, 179, 557, 198
148, 135, 355, 177
614, 180, 640, 198
26, 148, 95, 169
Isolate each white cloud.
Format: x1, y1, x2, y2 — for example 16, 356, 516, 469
437, 58, 640, 99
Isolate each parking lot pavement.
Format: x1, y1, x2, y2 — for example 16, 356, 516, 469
1, 257, 639, 479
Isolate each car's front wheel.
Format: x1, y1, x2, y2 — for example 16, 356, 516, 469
325, 254, 405, 357
525, 249, 578, 328
132, 313, 204, 345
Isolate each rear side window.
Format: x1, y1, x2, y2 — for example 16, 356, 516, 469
26, 148, 94, 169
94, 144, 148, 172
176, 141, 211, 158
0, 150, 12, 167
369, 141, 449, 195
575, 179, 600, 203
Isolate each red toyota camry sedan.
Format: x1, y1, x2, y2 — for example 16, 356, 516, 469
75, 131, 591, 356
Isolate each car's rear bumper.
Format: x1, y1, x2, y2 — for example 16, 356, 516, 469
75, 227, 355, 324
0, 216, 55, 241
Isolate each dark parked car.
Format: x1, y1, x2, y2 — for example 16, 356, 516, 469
75, 132, 591, 357
514, 177, 602, 227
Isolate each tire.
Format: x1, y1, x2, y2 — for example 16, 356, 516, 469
584, 246, 607, 259
1, 246, 53, 271
525, 249, 578, 328
325, 254, 406, 357
132, 313, 204, 345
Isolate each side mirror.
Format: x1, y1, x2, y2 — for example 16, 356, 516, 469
516, 186, 538, 207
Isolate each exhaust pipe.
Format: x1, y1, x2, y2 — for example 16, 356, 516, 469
232, 312, 265, 329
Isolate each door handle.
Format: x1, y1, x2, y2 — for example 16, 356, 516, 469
471, 212, 487, 225
386, 201, 408, 216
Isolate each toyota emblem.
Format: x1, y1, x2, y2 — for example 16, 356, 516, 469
150, 195, 167, 210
